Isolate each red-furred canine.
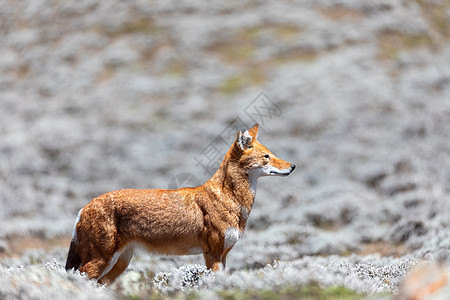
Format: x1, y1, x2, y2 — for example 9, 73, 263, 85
65, 124, 295, 284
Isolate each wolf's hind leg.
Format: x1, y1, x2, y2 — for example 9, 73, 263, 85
98, 246, 134, 284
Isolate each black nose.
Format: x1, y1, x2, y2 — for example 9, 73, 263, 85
290, 164, 296, 171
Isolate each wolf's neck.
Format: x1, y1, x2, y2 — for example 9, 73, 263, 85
209, 150, 255, 208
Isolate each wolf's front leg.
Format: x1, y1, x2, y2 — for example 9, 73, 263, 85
203, 251, 224, 271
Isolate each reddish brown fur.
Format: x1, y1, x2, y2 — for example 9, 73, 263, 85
65, 124, 294, 284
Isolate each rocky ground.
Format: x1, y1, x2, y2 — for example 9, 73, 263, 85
1, 0, 450, 299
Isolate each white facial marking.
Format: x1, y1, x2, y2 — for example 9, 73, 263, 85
224, 227, 242, 250
247, 164, 292, 194
71, 208, 83, 243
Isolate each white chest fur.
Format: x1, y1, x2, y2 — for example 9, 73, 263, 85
224, 227, 242, 250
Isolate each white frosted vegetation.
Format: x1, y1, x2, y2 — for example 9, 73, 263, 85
0, 259, 112, 300
0, 253, 421, 298
0, 0, 449, 298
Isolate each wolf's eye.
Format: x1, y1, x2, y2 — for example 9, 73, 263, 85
264, 154, 270, 159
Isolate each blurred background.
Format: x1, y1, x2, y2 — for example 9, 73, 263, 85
0, 0, 449, 277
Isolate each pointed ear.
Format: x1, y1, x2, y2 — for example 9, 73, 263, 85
248, 123, 259, 139
236, 129, 253, 150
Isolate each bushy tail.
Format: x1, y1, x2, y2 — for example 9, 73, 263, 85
66, 208, 83, 270
65, 239, 82, 270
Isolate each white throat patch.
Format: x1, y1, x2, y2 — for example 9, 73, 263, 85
247, 168, 266, 194
248, 172, 258, 194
